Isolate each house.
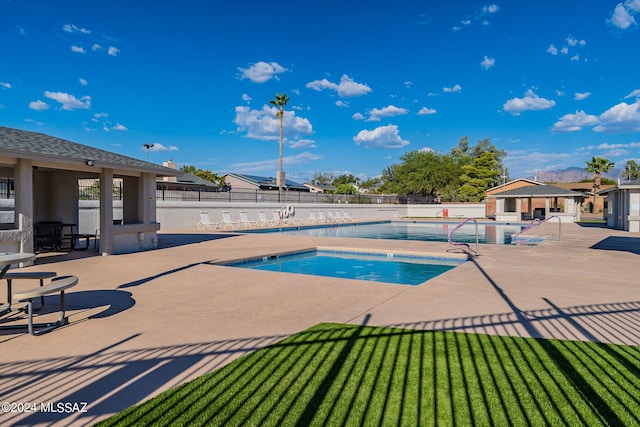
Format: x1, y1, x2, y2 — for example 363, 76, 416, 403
304, 182, 336, 193
0, 126, 179, 255
598, 178, 640, 232
157, 159, 228, 192
485, 178, 542, 218
552, 182, 615, 214
491, 184, 585, 222
224, 173, 309, 192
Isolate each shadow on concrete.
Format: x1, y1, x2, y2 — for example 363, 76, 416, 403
156, 232, 239, 249
590, 236, 640, 255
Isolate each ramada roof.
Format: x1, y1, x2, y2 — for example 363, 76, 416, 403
492, 184, 586, 198
0, 126, 178, 176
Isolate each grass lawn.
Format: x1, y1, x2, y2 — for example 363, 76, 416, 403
97, 323, 640, 426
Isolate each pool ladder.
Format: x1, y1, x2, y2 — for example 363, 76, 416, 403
512, 215, 562, 244
447, 218, 479, 256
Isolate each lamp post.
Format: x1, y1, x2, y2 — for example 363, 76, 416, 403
143, 143, 155, 162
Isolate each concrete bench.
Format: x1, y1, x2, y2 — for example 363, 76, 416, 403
4, 271, 57, 311
11, 275, 78, 335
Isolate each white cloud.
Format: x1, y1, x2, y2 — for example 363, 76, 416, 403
443, 84, 462, 93
335, 100, 349, 108
287, 138, 316, 149
107, 46, 120, 56
480, 56, 495, 70
0, 82, 11, 89
503, 89, 556, 115
79, 78, 88, 86
419, 147, 435, 153
624, 89, 640, 99
92, 44, 102, 51
609, 3, 637, 29
566, 35, 586, 47
352, 112, 365, 120
552, 111, 599, 132
229, 152, 321, 172
306, 74, 372, 97
574, 92, 591, 101
594, 100, 640, 133
71, 45, 86, 54
417, 107, 437, 115
241, 93, 252, 102
62, 24, 90, 34
147, 142, 177, 151
366, 105, 408, 121
626, 0, 640, 11
234, 105, 313, 140
353, 124, 409, 148
404, 81, 413, 88
238, 61, 288, 83
547, 44, 558, 55
571, 53, 580, 62
44, 91, 91, 110
483, 4, 499, 13
28, 100, 49, 111
111, 123, 128, 131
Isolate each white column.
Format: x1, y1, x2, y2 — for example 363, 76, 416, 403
14, 159, 34, 254
100, 169, 114, 255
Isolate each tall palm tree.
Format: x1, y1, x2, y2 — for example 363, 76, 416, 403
269, 92, 289, 191
585, 156, 615, 212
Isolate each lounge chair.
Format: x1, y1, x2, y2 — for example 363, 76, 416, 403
239, 211, 258, 228
342, 210, 358, 222
221, 211, 241, 229
197, 211, 220, 230
257, 210, 275, 226
306, 210, 320, 224
272, 210, 284, 225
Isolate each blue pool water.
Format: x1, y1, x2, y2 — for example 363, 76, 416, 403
248, 221, 524, 245
225, 250, 465, 285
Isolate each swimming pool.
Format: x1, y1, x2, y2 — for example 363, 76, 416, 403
224, 249, 465, 285
247, 221, 524, 244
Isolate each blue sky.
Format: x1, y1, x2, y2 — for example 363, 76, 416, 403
1, 1, 640, 183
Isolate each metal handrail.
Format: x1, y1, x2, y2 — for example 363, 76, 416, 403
447, 218, 479, 255
513, 215, 562, 244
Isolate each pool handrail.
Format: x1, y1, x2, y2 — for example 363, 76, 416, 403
513, 215, 562, 244
447, 218, 479, 255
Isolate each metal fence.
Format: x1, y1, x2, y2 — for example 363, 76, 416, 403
75, 182, 441, 204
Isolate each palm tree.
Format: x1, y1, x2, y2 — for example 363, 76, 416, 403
269, 92, 289, 191
585, 156, 615, 212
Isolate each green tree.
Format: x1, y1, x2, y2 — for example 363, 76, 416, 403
335, 183, 357, 194
457, 151, 500, 202
269, 92, 289, 190
332, 174, 360, 186
311, 171, 335, 185
360, 177, 382, 193
381, 150, 461, 201
585, 156, 615, 192
180, 165, 226, 186
622, 159, 640, 181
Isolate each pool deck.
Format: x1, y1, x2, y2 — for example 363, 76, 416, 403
0, 221, 639, 425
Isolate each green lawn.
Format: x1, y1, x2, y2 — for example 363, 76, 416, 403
97, 323, 640, 426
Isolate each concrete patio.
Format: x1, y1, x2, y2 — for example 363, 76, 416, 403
0, 221, 638, 426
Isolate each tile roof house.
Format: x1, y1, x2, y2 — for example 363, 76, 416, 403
0, 126, 179, 256
223, 173, 309, 192
490, 183, 585, 222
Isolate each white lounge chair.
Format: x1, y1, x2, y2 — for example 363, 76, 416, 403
306, 210, 320, 224
257, 210, 275, 226
272, 210, 284, 225
239, 211, 258, 228
342, 210, 358, 222
197, 211, 220, 230
221, 211, 241, 229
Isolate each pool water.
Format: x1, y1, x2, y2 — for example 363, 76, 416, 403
251, 221, 523, 244
225, 250, 465, 285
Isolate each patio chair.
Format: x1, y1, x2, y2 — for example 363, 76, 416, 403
221, 211, 241, 229
306, 210, 320, 224
342, 210, 358, 222
197, 211, 220, 230
272, 210, 284, 225
239, 211, 258, 228
257, 210, 275, 226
